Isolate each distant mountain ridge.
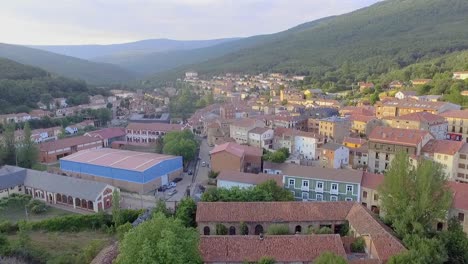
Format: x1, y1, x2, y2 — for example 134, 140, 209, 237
31, 38, 240, 61
0, 43, 136, 84
147, 0, 468, 83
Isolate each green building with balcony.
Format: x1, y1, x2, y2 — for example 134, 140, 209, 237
263, 162, 362, 202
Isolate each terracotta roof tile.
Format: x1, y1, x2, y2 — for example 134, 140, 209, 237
421, 139, 464, 156
86, 127, 126, 139
395, 112, 446, 124
196, 201, 354, 223
440, 110, 468, 119
199, 235, 347, 263
368, 126, 431, 147
361, 172, 384, 190
126, 122, 183, 132
39, 136, 102, 152
209, 142, 263, 158
448, 182, 468, 211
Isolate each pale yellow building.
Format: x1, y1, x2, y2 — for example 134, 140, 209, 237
441, 110, 468, 143
422, 139, 464, 180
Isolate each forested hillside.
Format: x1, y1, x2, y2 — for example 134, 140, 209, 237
0, 43, 136, 84
148, 0, 468, 85
0, 58, 108, 114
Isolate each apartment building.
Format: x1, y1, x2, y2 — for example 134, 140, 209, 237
382, 112, 448, 140
229, 118, 263, 144
321, 143, 349, 169
210, 142, 263, 173
456, 143, 468, 183
368, 126, 434, 173
343, 137, 369, 169
318, 116, 350, 143
273, 128, 323, 160
125, 123, 183, 144
441, 110, 468, 143
247, 127, 273, 149
360, 172, 383, 215
350, 115, 381, 136
263, 162, 362, 202
375, 99, 460, 118
422, 139, 464, 180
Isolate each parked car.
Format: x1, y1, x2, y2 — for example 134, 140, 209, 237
157, 184, 168, 192
173, 177, 183, 183
188, 170, 193, 175
168, 182, 177, 188
199, 185, 206, 192
201, 161, 206, 167
167, 189, 177, 196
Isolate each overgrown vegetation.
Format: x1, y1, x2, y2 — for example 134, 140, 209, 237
266, 224, 289, 235
263, 148, 290, 163
162, 130, 199, 164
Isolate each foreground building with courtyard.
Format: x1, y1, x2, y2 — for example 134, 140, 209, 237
196, 201, 406, 263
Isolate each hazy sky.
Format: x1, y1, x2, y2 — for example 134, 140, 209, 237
1, 0, 381, 45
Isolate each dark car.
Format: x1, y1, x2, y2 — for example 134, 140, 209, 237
199, 185, 206, 192
157, 184, 168, 192
173, 177, 183, 183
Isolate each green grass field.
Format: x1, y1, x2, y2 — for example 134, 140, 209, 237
7, 230, 114, 263
0, 205, 73, 222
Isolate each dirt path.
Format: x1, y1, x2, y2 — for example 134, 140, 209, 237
91, 241, 119, 264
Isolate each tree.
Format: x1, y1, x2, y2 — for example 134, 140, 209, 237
314, 252, 347, 264
369, 92, 380, 105
154, 199, 172, 217
379, 152, 452, 238
387, 235, 447, 264
40, 93, 53, 109
175, 197, 197, 228
116, 213, 202, 264
112, 190, 124, 227
17, 122, 39, 168
255, 180, 294, 201
106, 102, 113, 109
2, 123, 16, 165
438, 218, 468, 264
163, 130, 198, 164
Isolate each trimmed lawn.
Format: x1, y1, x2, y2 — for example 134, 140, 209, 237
0, 205, 73, 222
8, 230, 114, 262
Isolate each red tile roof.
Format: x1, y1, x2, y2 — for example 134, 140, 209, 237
448, 182, 468, 211
217, 170, 283, 186
196, 201, 354, 223
346, 204, 406, 262
86, 127, 126, 140
440, 110, 468, 119
199, 235, 347, 263
368, 126, 431, 147
39, 136, 102, 152
126, 122, 183, 132
209, 142, 262, 158
421, 139, 464, 156
351, 114, 377, 123
361, 172, 384, 190
395, 112, 446, 124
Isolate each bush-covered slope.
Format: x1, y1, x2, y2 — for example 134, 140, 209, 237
148, 0, 468, 83
0, 43, 136, 84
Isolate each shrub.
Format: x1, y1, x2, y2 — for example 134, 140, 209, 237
0, 233, 10, 255
308, 226, 333, 234
267, 224, 289, 235
0, 221, 19, 234
30, 213, 112, 232
338, 221, 349, 237
27, 200, 48, 214
119, 209, 144, 225
216, 224, 228, 235
351, 237, 366, 253
79, 239, 105, 263
239, 222, 249, 235
117, 223, 133, 241
208, 170, 219, 179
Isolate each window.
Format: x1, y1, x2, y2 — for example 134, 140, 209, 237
346, 185, 353, 193
330, 195, 338, 201
288, 179, 295, 187
444, 155, 448, 161
302, 192, 309, 200
316, 194, 323, 201
316, 181, 324, 192
345, 197, 353, 201
331, 183, 338, 194
363, 191, 368, 198
459, 213, 465, 222
374, 194, 379, 201
459, 164, 466, 169
302, 180, 309, 188
460, 154, 467, 160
